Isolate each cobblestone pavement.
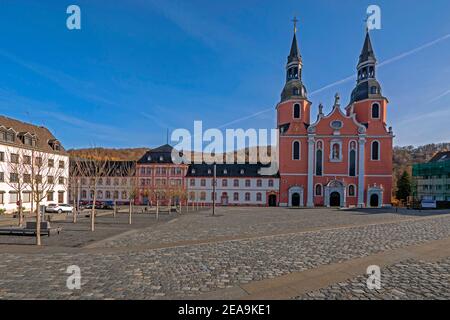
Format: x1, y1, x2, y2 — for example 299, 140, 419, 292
298, 258, 450, 300
1, 208, 450, 299
0, 211, 175, 248
96, 207, 437, 248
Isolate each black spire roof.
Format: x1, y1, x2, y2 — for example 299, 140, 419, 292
358, 31, 376, 65
288, 33, 301, 63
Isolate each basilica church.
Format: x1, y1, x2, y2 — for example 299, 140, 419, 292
277, 25, 393, 208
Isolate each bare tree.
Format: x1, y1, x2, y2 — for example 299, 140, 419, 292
0, 148, 32, 226
121, 161, 137, 224
29, 150, 66, 246
75, 152, 112, 232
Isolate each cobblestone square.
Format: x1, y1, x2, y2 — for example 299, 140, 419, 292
1, 207, 450, 299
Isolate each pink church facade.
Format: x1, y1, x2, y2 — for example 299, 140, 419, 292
277, 28, 393, 208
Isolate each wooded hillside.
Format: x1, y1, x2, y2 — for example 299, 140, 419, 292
68, 142, 450, 193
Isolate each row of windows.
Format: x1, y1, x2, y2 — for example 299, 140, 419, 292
81, 177, 131, 186
80, 190, 128, 200
189, 191, 264, 202
189, 178, 274, 188
421, 185, 450, 191
0, 172, 65, 184
140, 178, 182, 187
0, 190, 64, 204
289, 103, 380, 120
0, 152, 65, 168
292, 140, 380, 165
314, 184, 356, 197
139, 167, 183, 176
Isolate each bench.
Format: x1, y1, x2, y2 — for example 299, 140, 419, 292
0, 221, 62, 237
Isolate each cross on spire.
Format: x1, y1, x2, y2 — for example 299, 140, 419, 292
291, 16, 299, 34
363, 15, 370, 33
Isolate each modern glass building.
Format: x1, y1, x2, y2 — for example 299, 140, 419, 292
412, 151, 450, 205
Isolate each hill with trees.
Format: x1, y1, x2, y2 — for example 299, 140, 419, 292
68, 142, 450, 195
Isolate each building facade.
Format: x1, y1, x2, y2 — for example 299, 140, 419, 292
69, 160, 136, 206
413, 151, 450, 205
186, 163, 279, 206
136, 144, 189, 205
277, 28, 393, 208
0, 116, 69, 213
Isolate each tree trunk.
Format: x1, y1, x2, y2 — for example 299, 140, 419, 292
72, 191, 77, 223
128, 201, 132, 225
18, 192, 23, 227
91, 191, 96, 232
35, 200, 41, 246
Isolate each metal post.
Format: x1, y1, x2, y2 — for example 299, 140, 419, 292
212, 164, 216, 216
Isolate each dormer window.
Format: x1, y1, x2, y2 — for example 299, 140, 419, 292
147, 156, 152, 161
207, 169, 212, 175
191, 169, 196, 174
240, 169, 245, 175
6, 132, 15, 142
223, 169, 228, 175
159, 156, 164, 162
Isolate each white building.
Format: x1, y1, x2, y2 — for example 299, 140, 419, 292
0, 116, 69, 213
69, 160, 136, 206
186, 163, 280, 206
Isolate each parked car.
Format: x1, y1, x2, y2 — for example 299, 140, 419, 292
45, 203, 74, 213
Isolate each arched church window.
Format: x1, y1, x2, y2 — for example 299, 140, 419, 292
369, 67, 374, 77
292, 141, 300, 160
349, 141, 357, 177
293, 104, 300, 119
348, 185, 356, 197
372, 103, 380, 119
315, 184, 322, 196
293, 88, 299, 95
316, 142, 323, 176
371, 141, 380, 160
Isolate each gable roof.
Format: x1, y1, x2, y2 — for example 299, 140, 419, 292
429, 151, 450, 163
0, 115, 67, 154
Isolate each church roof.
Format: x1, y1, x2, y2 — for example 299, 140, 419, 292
288, 33, 301, 63
358, 31, 376, 65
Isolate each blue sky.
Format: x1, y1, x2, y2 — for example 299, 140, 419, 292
0, 0, 449, 149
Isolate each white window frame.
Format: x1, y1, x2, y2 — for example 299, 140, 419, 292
330, 140, 343, 162
348, 184, 356, 197
293, 103, 301, 119
371, 102, 381, 119
348, 140, 358, 177
371, 140, 381, 161
315, 140, 324, 176
315, 183, 322, 196
292, 140, 301, 160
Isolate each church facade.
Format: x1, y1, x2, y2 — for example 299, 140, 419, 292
277, 27, 393, 208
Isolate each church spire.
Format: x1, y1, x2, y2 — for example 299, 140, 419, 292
288, 17, 301, 63
350, 28, 382, 103
280, 17, 307, 102
358, 30, 376, 66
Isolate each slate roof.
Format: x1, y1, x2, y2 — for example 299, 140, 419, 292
0, 115, 66, 155
429, 151, 450, 163
186, 163, 279, 178
137, 144, 182, 164
358, 31, 376, 65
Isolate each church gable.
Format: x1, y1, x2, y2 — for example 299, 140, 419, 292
307, 95, 366, 136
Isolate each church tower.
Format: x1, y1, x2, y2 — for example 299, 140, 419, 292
346, 29, 394, 208
276, 19, 311, 207
347, 30, 388, 127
